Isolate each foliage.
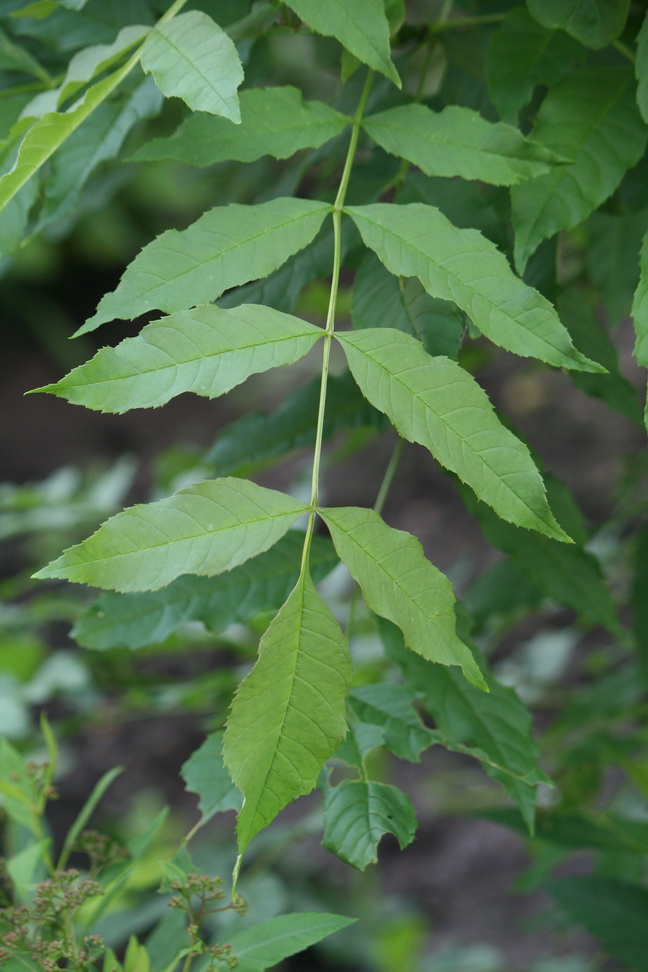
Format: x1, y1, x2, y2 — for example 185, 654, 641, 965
1, 0, 648, 969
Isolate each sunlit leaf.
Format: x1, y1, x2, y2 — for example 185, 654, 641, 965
347, 203, 601, 371
141, 10, 243, 120
336, 329, 571, 541
320, 504, 486, 687
132, 85, 350, 166
78, 197, 330, 334
35, 304, 323, 412
34, 478, 308, 593
224, 571, 352, 854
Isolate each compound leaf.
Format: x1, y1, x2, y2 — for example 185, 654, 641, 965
382, 619, 547, 832
181, 731, 242, 826
322, 779, 416, 870
34, 478, 308, 593
347, 203, 600, 372
140, 11, 242, 120
486, 8, 584, 124
348, 683, 433, 762
72, 533, 337, 651
78, 197, 330, 334
363, 103, 563, 186
132, 85, 351, 166
224, 571, 352, 854
35, 304, 323, 413
335, 329, 570, 542
227, 912, 356, 971
320, 504, 485, 688
284, 0, 399, 86
526, 0, 630, 49
351, 252, 463, 359
511, 67, 646, 272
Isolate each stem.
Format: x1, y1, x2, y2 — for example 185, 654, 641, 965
613, 39, 635, 63
429, 13, 505, 33
299, 70, 374, 576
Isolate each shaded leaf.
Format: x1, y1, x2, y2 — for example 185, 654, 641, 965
322, 779, 416, 870
636, 13, 648, 123
511, 67, 646, 272
78, 197, 330, 335
227, 912, 356, 971
224, 571, 352, 854
382, 619, 547, 832
132, 85, 350, 166
364, 102, 563, 186
348, 683, 433, 762
181, 730, 242, 824
34, 478, 308, 593
336, 328, 570, 541
586, 208, 648, 324
546, 876, 648, 971
35, 304, 323, 413
526, 0, 630, 49
333, 721, 384, 770
141, 10, 242, 120
55, 23, 149, 107
72, 532, 337, 651
351, 252, 463, 359
632, 229, 648, 367
284, 0, 399, 86
481, 806, 648, 854
347, 203, 601, 371
320, 504, 485, 687
486, 8, 584, 124
206, 371, 386, 476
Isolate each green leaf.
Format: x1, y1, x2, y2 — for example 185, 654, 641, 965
632, 229, 648, 368
181, 730, 242, 825
486, 8, 584, 124
351, 253, 463, 359
227, 912, 356, 971
35, 304, 323, 413
335, 329, 571, 541
34, 478, 309, 592
636, 14, 648, 123
57, 766, 123, 869
511, 67, 646, 272
77, 197, 330, 335
0, 24, 52, 81
320, 504, 485, 688
140, 11, 242, 120
132, 85, 351, 166
322, 779, 416, 870
382, 620, 547, 832
364, 103, 563, 186
284, 0, 399, 86
0, 42, 144, 213
526, 0, 630, 49
587, 208, 648, 324
206, 371, 386, 476
348, 683, 433, 762
223, 570, 352, 854
72, 532, 337, 650
333, 721, 384, 769
480, 807, 648, 853
54, 23, 149, 107
546, 876, 648, 971
346, 203, 601, 372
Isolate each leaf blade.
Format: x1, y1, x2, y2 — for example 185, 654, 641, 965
320, 505, 485, 688
346, 202, 601, 372
77, 198, 330, 335
322, 779, 416, 870
227, 912, 356, 969
223, 571, 352, 854
140, 10, 243, 120
526, 0, 630, 49
34, 478, 308, 593
335, 329, 570, 541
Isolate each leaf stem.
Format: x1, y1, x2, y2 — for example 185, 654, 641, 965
300, 70, 374, 576
613, 39, 635, 64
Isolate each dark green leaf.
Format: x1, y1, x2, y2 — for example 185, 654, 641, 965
72, 533, 337, 651
348, 683, 433, 762
636, 13, 648, 123
132, 85, 351, 166
322, 779, 416, 869
526, 0, 630, 49
347, 203, 601, 371
78, 197, 330, 334
181, 730, 242, 824
34, 478, 309, 592
351, 253, 463, 359
336, 328, 571, 541
481, 807, 648, 853
511, 68, 646, 271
